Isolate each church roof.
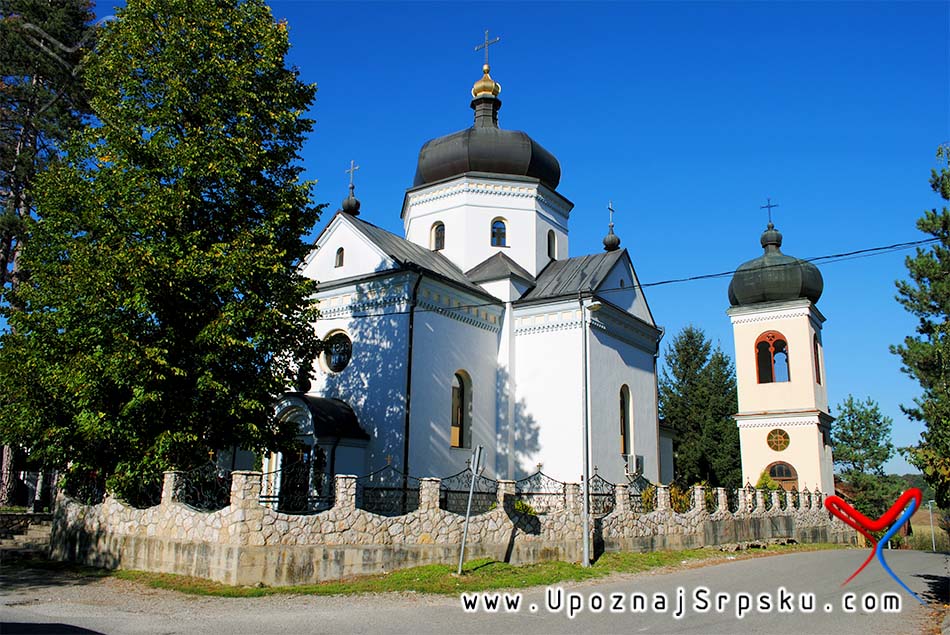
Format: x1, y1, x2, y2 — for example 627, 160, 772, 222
342, 214, 489, 296
465, 252, 535, 285
519, 250, 626, 302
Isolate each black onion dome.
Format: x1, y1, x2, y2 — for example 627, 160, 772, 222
728, 223, 823, 306
413, 65, 561, 190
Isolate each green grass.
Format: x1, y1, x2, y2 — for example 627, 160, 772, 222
111, 542, 846, 598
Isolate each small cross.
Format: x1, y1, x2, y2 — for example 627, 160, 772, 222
474, 29, 501, 67
345, 160, 360, 187
385, 454, 393, 465
608, 200, 615, 227
760, 197, 779, 224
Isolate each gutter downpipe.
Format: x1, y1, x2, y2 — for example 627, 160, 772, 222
579, 290, 591, 567
402, 271, 424, 506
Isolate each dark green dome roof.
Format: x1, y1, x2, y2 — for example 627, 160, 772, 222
728, 224, 823, 307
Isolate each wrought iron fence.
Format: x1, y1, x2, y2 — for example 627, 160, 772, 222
588, 473, 615, 517
62, 470, 106, 506
514, 471, 566, 513
439, 469, 498, 515
670, 485, 692, 513
628, 474, 653, 513
789, 487, 800, 510
728, 488, 742, 513
764, 490, 774, 511
175, 463, 233, 512
115, 475, 163, 509
705, 488, 718, 514
355, 465, 420, 517
259, 460, 333, 515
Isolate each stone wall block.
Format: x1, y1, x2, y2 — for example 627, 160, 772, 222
161, 471, 181, 505
419, 478, 441, 512
565, 483, 582, 514
786, 490, 795, 510
737, 489, 749, 515
770, 490, 782, 512
692, 485, 706, 513
754, 489, 766, 513
335, 475, 357, 511
614, 484, 630, 514
715, 488, 728, 514
230, 471, 262, 510
656, 484, 671, 512
497, 480, 516, 507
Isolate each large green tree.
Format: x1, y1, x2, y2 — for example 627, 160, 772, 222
0, 0, 97, 505
832, 395, 902, 517
892, 144, 950, 508
659, 325, 741, 489
0, 0, 321, 498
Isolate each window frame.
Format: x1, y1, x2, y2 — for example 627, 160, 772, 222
620, 384, 631, 456
755, 330, 790, 383
490, 218, 507, 247
450, 371, 472, 449
334, 247, 344, 268
431, 222, 445, 251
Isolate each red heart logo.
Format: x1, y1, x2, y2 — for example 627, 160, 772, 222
824, 488, 922, 585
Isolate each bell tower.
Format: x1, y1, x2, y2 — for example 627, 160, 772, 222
726, 222, 835, 494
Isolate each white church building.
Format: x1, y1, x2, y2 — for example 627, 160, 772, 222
270, 62, 667, 487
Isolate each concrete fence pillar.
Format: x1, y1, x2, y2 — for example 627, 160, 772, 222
692, 485, 706, 513
614, 484, 630, 514
230, 471, 262, 509
770, 490, 782, 511
566, 483, 582, 514
497, 480, 516, 508
786, 490, 795, 510
161, 471, 182, 505
737, 489, 749, 514
656, 484, 671, 512
716, 488, 728, 514
419, 478, 441, 511
334, 475, 357, 511
754, 489, 766, 513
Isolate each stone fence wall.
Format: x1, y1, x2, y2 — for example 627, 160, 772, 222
51, 471, 854, 586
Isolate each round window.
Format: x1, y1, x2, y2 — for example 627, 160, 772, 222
322, 332, 352, 373
767, 429, 790, 452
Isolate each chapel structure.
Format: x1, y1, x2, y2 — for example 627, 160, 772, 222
271, 61, 666, 486
727, 222, 835, 493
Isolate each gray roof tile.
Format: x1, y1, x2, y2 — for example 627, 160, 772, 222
519, 250, 625, 302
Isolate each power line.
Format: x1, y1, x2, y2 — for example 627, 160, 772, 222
321, 236, 940, 319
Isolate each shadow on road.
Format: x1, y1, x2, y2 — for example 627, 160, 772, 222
1, 623, 104, 635
0, 552, 110, 593
914, 572, 949, 604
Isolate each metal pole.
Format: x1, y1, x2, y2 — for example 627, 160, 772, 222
457, 445, 483, 575
929, 500, 936, 552
579, 291, 591, 567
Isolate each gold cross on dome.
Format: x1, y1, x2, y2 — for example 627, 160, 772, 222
345, 160, 360, 187
760, 197, 779, 224
385, 454, 393, 465
474, 29, 501, 67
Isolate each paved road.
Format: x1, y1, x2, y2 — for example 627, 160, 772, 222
1, 549, 947, 634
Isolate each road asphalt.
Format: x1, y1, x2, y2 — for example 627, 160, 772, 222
1, 548, 947, 634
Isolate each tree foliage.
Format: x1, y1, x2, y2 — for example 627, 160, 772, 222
0, 0, 322, 497
832, 395, 902, 518
1, 0, 95, 298
892, 144, 950, 508
659, 325, 741, 489
833, 395, 894, 476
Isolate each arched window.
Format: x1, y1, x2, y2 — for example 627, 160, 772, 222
490, 219, 507, 247
813, 335, 821, 385
547, 230, 556, 260
451, 371, 472, 448
620, 385, 631, 455
431, 222, 445, 251
767, 461, 798, 491
334, 247, 344, 268
755, 331, 790, 383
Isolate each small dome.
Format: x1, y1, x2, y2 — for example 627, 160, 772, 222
341, 183, 360, 215
603, 226, 620, 252
413, 66, 561, 190
728, 223, 823, 306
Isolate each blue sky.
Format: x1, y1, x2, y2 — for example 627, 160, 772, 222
97, 1, 947, 474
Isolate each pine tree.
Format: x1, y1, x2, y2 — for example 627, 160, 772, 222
659, 326, 741, 489
0, 0, 322, 498
0, 0, 96, 505
892, 144, 950, 507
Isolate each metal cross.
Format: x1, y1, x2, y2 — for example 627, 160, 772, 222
345, 160, 360, 187
760, 197, 779, 224
385, 454, 393, 465
608, 200, 615, 227
474, 29, 501, 66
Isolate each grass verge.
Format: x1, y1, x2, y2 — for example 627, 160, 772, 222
112, 542, 845, 598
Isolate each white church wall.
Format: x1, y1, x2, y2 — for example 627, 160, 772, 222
588, 327, 660, 484
407, 280, 502, 478
301, 214, 395, 283
595, 257, 655, 327
513, 305, 585, 481
402, 175, 572, 278
309, 275, 413, 475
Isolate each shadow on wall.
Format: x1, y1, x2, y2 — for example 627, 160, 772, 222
319, 274, 543, 479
